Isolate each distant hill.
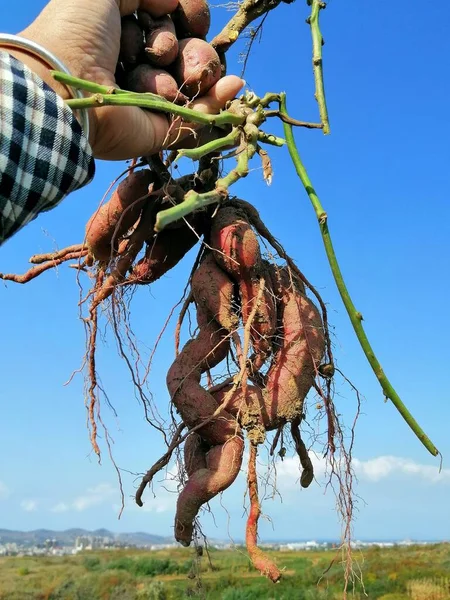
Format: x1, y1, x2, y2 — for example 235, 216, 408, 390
0, 529, 173, 547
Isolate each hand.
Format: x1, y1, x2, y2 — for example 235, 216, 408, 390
16, 0, 244, 160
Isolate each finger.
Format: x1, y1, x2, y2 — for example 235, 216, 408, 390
191, 75, 245, 114
92, 76, 244, 160
119, 0, 179, 18
165, 75, 245, 148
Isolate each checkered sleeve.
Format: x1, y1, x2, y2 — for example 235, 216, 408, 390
0, 50, 95, 245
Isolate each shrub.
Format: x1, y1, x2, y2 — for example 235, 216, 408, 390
82, 556, 101, 571
137, 581, 168, 600
407, 578, 450, 600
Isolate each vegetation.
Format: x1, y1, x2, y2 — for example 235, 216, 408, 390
1, 543, 449, 599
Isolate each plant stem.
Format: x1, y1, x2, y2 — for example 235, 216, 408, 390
155, 142, 257, 231
258, 131, 286, 147
67, 93, 244, 127
56, 71, 245, 127
210, 0, 286, 55
264, 109, 323, 129
280, 94, 438, 457
176, 129, 241, 161
52, 71, 129, 95
307, 0, 330, 134
155, 189, 222, 231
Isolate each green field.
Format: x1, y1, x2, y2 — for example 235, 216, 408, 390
1, 543, 449, 599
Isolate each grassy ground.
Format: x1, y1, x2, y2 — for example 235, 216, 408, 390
0, 543, 449, 599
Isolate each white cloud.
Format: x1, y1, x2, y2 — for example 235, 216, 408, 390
353, 456, 450, 484
0, 481, 10, 499
266, 453, 327, 491
51, 502, 70, 513
262, 454, 449, 491
51, 483, 117, 513
72, 483, 116, 511
20, 499, 37, 512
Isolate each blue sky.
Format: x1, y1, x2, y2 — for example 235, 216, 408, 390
1, 0, 449, 543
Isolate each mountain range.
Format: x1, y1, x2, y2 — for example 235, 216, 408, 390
0, 528, 173, 547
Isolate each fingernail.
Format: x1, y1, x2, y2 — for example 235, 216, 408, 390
240, 79, 247, 88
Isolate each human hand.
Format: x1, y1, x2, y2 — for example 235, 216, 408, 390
16, 0, 244, 160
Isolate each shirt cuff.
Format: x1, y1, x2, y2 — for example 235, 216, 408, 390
0, 50, 95, 245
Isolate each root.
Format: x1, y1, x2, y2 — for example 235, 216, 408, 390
91, 203, 155, 308
246, 444, 281, 583
291, 417, 314, 488
135, 422, 186, 507
86, 271, 104, 458
29, 244, 86, 264
175, 292, 194, 356
269, 425, 283, 457
109, 291, 169, 440
0, 249, 87, 283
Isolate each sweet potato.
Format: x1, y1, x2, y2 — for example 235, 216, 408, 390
120, 16, 144, 65
129, 217, 203, 284
210, 207, 277, 365
209, 270, 324, 488
143, 16, 179, 67
168, 321, 235, 444
208, 268, 324, 430
240, 267, 277, 367
172, 38, 221, 98
175, 434, 243, 545
125, 64, 187, 104
191, 253, 238, 331
85, 170, 155, 262
210, 206, 261, 278
263, 268, 325, 426
136, 10, 156, 31
172, 0, 211, 38
167, 317, 242, 546
137, 0, 178, 19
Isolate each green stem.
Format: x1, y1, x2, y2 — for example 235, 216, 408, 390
56, 71, 245, 128
176, 129, 241, 161
258, 131, 286, 147
259, 92, 281, 108
52, 71, 129, 95
155, 189, 222, 231
280, 94, 438, 457
307, 1, 330, 134
155, 142, 257, 231
67, 93, 244, 127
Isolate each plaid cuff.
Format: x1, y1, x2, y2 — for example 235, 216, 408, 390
0, 50, 95, 245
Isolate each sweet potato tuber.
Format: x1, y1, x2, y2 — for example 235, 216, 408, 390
129, 217, 203, 284
263, 267, 325, 427
143, 16, 179, 67
211, 207, 277, 365
210, 206, 262, 278
120, 16, 144, 65
175, 433, 244, 546
125, 64, 187, 103
172, 38, 221, 98
167, 315, 243, 546
137, 0, 178, 19
191, 253, 238, 331
172, 0, 211, 38
85, 170, 155, 262
168, 320, 236, 444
